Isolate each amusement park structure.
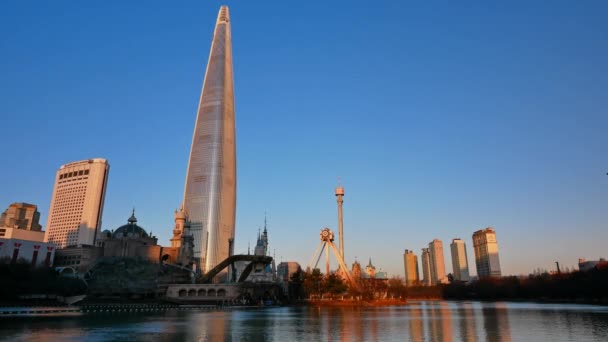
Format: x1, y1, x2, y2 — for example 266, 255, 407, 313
307, 227, 358, 289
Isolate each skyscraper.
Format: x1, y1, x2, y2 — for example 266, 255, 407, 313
45, 158, 109, 248
183, 6, 236, 274
403, 249, 419, 286
473, 227, 502, 277
421, 248, 432, 286
428, 239, 447, 285
450, 238, 470, 282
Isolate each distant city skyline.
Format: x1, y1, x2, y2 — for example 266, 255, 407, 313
1, 2, 607, 277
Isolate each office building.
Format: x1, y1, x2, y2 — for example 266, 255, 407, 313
450, 238, 470, 282
45, 158, 109, 248
472, 227, 502, 278
0, 202, 42, 231
421, 248, 432, 286
183, 5, 237, 276
403, 249, 419, 286
0, 203, 45, 242
429, 239, 447, 285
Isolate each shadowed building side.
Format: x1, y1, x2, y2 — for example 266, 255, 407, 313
183, 5, 236, 278
450, 238, 470, 282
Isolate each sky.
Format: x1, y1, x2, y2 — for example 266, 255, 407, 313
1, 1, 607, 278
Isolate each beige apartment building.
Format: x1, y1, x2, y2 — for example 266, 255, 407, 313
403, 249, 420, 286
45, 158, 109, 248
429, 239, 448, 285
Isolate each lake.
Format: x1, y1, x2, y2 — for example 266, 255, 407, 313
1, 301, 607, 341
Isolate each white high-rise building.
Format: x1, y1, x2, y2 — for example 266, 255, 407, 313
428, 239, 447, 285
450, 238, 470, 282
45, 158, 109, 248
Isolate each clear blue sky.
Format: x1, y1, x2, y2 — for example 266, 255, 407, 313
1, 1, 606, 277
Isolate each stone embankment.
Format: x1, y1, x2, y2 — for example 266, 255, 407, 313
0, 303, 224, 317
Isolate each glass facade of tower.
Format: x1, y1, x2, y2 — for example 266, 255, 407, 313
183, 6, 236, 275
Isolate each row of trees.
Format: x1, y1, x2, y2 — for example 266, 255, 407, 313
288, 269, 407, 301
443, 266, 608, 302
285, 266, 608, 303
0, 258, 87, 301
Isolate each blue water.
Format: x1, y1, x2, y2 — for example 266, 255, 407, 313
1, 301, 607, 341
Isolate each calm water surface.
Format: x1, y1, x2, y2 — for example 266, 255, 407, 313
1, 301, 607, 341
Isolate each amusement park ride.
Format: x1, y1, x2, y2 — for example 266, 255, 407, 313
307, 227, 358, 288
306, 183, 358, 289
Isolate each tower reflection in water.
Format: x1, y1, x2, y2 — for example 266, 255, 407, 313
482, 302, 512, 342
457, 302, 478, 342
407, 301, 511, 342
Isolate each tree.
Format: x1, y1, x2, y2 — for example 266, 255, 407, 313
324, 273, 347, 296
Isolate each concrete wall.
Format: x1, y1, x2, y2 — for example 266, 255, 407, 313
0, 238, 56, 267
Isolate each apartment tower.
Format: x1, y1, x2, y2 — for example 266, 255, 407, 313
403, 249, 420, 286
45, 158, 109, 248
421, 248, 432, 286
450, 238, 470, 282
183, 6, 237, 274
472, 227, 502, 277
428, 239, 447, 285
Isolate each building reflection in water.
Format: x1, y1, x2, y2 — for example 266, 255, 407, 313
457, 302, 478, 342
426, 301, 453, 342
408, 303, 425, 341
187, 311, 229, 340
482, 302, 512, 342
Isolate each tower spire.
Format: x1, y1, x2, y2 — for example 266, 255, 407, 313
264, 211, 268, 233
335, 180, 345, 265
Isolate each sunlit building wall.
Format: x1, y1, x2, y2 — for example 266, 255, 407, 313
44, 158, 109, 248
472, 227, 502, 278
428, 239, 447, 285
183, 6, 236, 276
450, 238, 470, 282
403, 249, 419, 286
0, 202, 42, 231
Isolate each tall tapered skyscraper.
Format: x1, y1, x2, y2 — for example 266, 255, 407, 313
183, 6, 236, 275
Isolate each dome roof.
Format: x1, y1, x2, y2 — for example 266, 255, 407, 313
112, 210, 149, 238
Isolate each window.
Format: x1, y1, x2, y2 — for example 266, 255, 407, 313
11, 248, 19, 264
31, 251, 39, 266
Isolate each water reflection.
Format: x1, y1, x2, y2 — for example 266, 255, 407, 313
409, 304, 424, 341
1, 302, 607, 341
457, 302, 478, 342
482, 302, 512, 342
